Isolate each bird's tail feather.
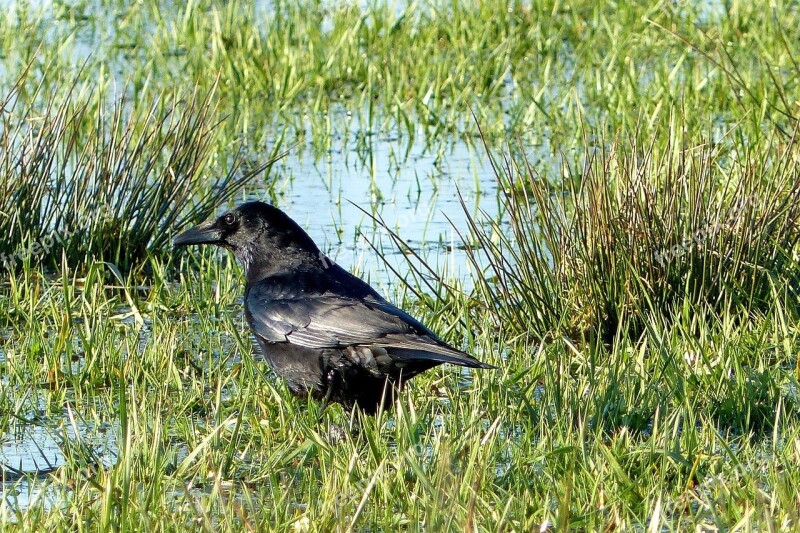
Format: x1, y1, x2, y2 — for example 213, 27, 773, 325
388, 347, 496, 369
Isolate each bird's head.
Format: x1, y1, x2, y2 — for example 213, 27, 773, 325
173, 201, 323, 282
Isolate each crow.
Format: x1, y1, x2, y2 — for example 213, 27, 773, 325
173, 201, 494, 413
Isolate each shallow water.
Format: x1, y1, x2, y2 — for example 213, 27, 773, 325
1, 406, 118, 520
246, 107, 505, 291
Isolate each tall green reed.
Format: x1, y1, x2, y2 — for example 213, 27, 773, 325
464, 126, 800, 344
0, 66, 284, 271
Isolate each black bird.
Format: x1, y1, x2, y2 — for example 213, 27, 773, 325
173, 201, 494, 413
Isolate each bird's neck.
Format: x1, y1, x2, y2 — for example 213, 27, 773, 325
239, 243, 324, 286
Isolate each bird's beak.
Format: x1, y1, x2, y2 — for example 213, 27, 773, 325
173, 221, 223, 247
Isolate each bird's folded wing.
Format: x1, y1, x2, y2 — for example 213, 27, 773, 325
247, 291, 424, 348
246, 289, 493, 369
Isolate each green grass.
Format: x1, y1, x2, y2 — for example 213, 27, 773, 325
0, 66, 285, 269
3, 0, 799, 151
3, 252, 800, 530
3, 0, 800, 530
461, 129, 800, 344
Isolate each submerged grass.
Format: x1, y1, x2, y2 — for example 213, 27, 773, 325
2, 0, 800, 531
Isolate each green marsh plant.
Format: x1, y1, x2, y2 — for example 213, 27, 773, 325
0, 65, 282, 271
464, 127, 800, 345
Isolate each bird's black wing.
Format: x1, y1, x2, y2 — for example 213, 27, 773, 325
245, 275, 489, 369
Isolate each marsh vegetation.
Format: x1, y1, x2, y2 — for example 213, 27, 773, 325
2, 0, 800, 530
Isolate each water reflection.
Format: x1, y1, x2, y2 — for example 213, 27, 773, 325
1, 405, 118, 519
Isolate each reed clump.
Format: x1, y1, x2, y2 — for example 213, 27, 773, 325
0, 67, 278, 271
465, 129, 800, 344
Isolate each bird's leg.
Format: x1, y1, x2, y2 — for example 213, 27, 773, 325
318, 369, 338, 420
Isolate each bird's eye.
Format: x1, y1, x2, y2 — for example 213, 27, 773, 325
222, 213, 237, 227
